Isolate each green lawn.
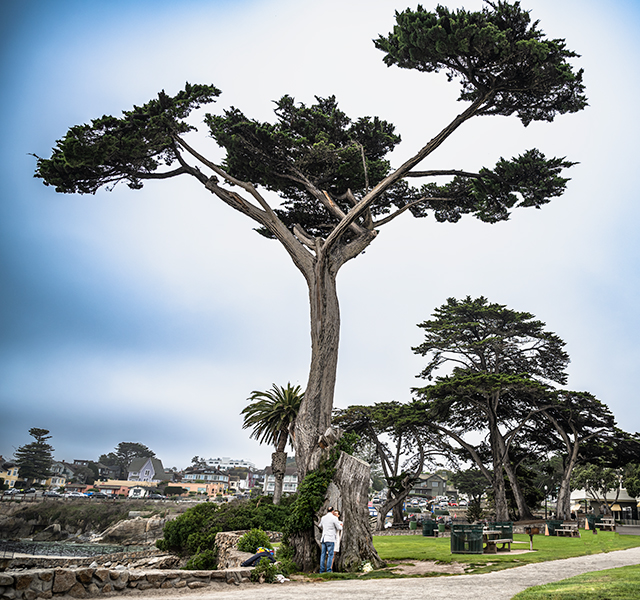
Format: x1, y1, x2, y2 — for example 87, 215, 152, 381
372, 530, 640, 575
511, 564, 640, 599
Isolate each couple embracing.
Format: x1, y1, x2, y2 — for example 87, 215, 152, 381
319, 506, 343, 573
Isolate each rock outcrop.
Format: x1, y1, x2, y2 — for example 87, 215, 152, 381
32, 525, 68, 543
94, 517, 166, 545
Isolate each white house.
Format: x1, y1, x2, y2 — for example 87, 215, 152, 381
264, 465, 298, 495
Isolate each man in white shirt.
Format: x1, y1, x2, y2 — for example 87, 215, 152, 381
319, 506, 343, 573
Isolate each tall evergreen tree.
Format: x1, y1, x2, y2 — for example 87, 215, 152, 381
99, 442, 155, 479
413, 296, 569, 520
15, 428, 54, 486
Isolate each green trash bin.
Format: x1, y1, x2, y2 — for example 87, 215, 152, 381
546, 520, 563, 536
410, 520, 417, 530
451, 524, 483, 554
586, 515, 596, 531
490, 521, 513, 540
438, 523, 446, 533
422, 520, 437, 536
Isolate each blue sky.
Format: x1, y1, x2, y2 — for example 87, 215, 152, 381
1, 0, 639, 471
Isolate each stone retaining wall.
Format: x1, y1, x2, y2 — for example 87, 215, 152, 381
1, 550, 164, 571
0, 566, 253, 599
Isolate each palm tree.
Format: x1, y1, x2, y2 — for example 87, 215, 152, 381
242, 383, 303, 505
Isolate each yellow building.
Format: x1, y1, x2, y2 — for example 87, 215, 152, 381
177, 481, 225, 497
0, 461, 20, 489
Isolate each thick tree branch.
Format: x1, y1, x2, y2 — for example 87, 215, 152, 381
404, 169, 497, 180
323, 95, 489, 253
174, 135, 277, 217
372, 196, 453, 228
136, 166, 189, 179
173, 139, 316, 278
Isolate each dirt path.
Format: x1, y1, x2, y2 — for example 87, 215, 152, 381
134, 546, 640, 600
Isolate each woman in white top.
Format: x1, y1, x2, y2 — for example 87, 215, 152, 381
331, 509, 343, 569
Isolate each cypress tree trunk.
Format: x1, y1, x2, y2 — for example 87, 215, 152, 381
556, 444, 579, 520
295, 260, 341, 477
501, 446, 535, 520
489, 416, 510, 521
291, 260, 382, 571
328, 453, 384, 571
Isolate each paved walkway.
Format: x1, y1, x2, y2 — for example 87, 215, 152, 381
149, 546, 640, 600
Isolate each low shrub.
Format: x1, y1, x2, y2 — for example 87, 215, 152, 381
184, 548, 218, 570
275, 544, 299, 576
156, 496, 290, 556
250, 557, 278, 583
237, 528, 272, 553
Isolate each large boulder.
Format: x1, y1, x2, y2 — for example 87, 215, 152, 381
96, 516, 166, 545
33, 523, 69, 542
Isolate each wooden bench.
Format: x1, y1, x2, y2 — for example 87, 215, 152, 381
555, 522, 580, 537
483, 529, 512, 553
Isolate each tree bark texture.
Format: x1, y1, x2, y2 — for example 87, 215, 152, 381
489, 424, 509, 521
312, 453, 383, 572
500, 443, 534, 520
294, 262, 341, 478
271, 450, 287, 506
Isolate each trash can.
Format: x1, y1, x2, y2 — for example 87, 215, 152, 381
546, 520, 563, 536
438, 523, 446, 533
409, 520, 417, 530
422, 520, 437, 536
450, 524, 483, 554
490, 521, 513, 540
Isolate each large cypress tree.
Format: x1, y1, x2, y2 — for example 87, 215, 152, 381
34, 2, 586, 568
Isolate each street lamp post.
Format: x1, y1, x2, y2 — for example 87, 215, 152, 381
544, 486, 548, 521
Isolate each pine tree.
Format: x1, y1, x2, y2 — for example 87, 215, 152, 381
15, 428, 54, 485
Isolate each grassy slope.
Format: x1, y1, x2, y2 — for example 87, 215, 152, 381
511, 564, 640, 599
373, 531, 640, 575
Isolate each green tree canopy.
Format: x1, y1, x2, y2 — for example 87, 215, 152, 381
15, 428, 54, 485
99, 441, 156, 479
375, 0, 586, 125
413, 296, 571, 520
623, 464, 640, 499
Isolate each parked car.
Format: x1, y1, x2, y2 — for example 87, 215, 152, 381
91, 492, 110, 499
148, 493, 166, 500
24, 488, 37, 494
3, 488, 20, 495
64, 491, 87, 498
44, 490, 62, 498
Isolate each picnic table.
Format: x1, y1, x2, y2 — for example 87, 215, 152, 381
555, 521, 580, 537
483, 528, 512, 554
599, 517, 616, 532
